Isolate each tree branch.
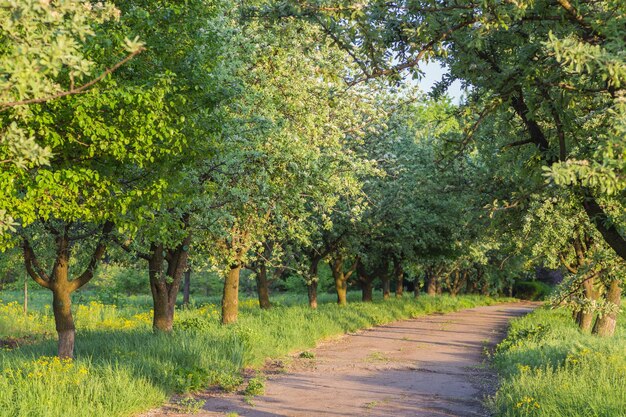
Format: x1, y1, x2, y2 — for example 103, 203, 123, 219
554, 269, 603, 306
0, 48, 144, 111
112, 236, 151, 261
70, 221, 114, 291
344, 257, 359, 281
581, 190, 626, 260
22, 239, 51, 289
501, 138, 535, 149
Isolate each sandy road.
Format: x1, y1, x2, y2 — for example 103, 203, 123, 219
145, 302, 537, 417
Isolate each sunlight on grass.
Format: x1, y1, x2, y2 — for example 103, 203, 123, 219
490, 306, 626, 417
0, 293, 508, 417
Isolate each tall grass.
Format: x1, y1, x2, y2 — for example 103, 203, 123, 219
0, 293, 510, 417
490, 306, 626, 417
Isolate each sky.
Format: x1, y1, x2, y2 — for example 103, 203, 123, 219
415, 61, 464, 103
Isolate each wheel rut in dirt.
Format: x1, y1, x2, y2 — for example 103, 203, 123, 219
146, 302, 537, 417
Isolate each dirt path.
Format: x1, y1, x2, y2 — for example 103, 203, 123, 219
147, 302, 537, 417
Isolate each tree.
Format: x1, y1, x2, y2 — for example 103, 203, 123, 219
106, 0, 229, 332
0, 0, 142, 246
197, 10, 379, 319
5, 0, 196, 356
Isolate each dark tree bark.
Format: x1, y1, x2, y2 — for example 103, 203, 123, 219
382, 273, 391, 300
425, 267, 437, 296
362, 280, 373, 301
478, 267, 490, 296
149, 229, 191, 333
582, 195, 626, 260
445, 270, 466, 297
256, 261, 271, 310
393, 257, 404, 298
356, 263, 375, 302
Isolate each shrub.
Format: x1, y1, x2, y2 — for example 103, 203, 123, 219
513, 281, 552, 300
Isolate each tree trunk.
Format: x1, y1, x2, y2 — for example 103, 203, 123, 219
393, 258, 404, 298
436, 273, 443, 295
382, 274, 390, 300
256, 262, 271, 309
361, 279, 373, 301
447, 270, 465, 297
308, 280, 318, 309
426, 269, 437, 296
149, 236, 190, 332
577, 275, 600, 332
52, 287, 75, 359
23, 222, 112, 358
149, 245, 173, 333
357, 263, 374, 302
183, 269, 191, 307
480, 275, 490, 296
152, 284, 173, 332
221, 264, 241, 324
576, 310, 594, 332
459, 270, 469, 296
307, 258, 320, 309
414, 276, 420, 298
330, 256, 350, 306
469, 279, 479, 294
592, 279, 622, 337
336, 277, 347, 305
330, 254, 359, 306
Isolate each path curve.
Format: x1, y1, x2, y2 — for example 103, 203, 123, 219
147, 302, 537, 417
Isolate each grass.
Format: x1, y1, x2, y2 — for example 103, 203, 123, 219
490, 305, 626, 417
0, 290, 511, 417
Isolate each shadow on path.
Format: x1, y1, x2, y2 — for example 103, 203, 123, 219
143, 302, 538, 417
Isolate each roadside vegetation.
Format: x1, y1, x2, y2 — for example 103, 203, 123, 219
0, 292, 504, 417
1, 1, 625, 416
491, 305, 626, 417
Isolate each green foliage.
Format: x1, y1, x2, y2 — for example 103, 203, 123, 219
89, 265, 148, 296
0, 0, 131, 166
513, 281, 553, 301
491, 306, 626, 416
244, 377, 266, 396
216, 372, 245, 393
175, 397, 205, 414
171, 366, 211, 393
299, 350, 315, 359
0, 0, 145, 245
496, 323, 551, 355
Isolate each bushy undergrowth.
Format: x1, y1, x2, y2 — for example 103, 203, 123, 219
0, 292, 508, 417
490, 306, 626, 417
513, 281, 553, 301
